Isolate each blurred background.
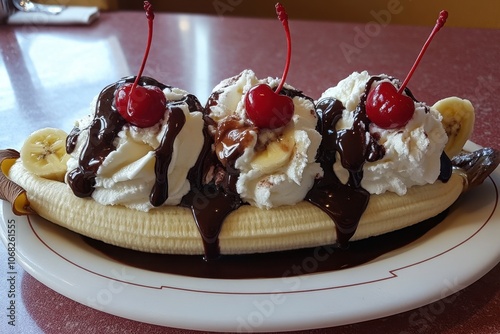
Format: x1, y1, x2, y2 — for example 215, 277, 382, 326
36, 0, 500, 28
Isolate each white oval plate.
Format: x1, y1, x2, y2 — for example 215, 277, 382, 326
1, 149, 499, 332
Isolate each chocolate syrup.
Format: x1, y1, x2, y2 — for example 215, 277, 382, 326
150, 93, 206, 207
181, 184, 242, 260
66, 81, 126, 197
181, 110, 249, 260
84, 210, 448, 279
180, 113, 246, 261
306, 77, 384, 247
150, 106, 186, 206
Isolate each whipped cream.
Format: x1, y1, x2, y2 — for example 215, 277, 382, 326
66, 87, 205, 211
207, 69, 323, 209
320, 71, 448, 195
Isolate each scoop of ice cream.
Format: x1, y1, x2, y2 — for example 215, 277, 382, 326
66, 83, 205, 212
319, 71, 448, 195
206, 69, 323, 209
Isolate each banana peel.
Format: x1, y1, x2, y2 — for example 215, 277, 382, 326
0, 149, 33, 215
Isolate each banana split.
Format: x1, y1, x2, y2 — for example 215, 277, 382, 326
0, 3, 499, 264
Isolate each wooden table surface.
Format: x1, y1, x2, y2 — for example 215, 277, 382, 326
0, 9, 499, 334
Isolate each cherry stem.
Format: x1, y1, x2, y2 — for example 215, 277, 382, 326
398, 10, 448, 94
129, 1, 155, 101
274, 3, 291, 94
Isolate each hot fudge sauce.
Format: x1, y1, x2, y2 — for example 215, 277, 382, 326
84, 210, 448, 279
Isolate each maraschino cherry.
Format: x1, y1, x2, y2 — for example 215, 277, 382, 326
366, 10, 448, 129
114, 1, 166, 128
244, 3, 294, 129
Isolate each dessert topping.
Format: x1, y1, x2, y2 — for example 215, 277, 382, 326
114, 1, 167, 128
244, 3, 294, 129
366, 10, 448, 129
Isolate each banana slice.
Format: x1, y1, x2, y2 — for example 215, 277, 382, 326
250, 130, 295, 173
433, 97, 475, 158
20, 128, 69, 182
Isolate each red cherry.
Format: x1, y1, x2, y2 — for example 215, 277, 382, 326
365, 10, 448, 129
115, 83, 166, 128
114, 1, 166, 128
366, 82, 414, 129
244, 3, 294, 129
245, 84, 294, 128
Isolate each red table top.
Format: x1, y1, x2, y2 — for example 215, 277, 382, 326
0, 10, 499, 334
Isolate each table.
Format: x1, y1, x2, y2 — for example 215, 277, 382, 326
1, 10, 499, 334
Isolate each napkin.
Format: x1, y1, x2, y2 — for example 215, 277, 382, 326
7, 6, 99, 25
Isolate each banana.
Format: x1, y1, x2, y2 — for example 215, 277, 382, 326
250, 130, 295, 173
19, 128, 70, 182
433, 97, 475, 158
0, 100, 478, 255
7, 160, 465, 255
